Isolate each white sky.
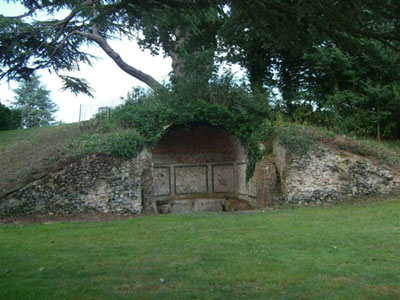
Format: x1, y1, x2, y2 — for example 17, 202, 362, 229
0, 1, 173, 123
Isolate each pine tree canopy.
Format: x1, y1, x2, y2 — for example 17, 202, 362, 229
12, 75, 58, 128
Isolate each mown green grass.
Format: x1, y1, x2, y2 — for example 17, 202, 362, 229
1, 198, 399, 299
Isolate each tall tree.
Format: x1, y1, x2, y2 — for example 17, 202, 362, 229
137, 0, 220, 85
220, 1, 327, 97
0, 0, 220, 94
303, 37, 400, 140
12, 75, 58, 128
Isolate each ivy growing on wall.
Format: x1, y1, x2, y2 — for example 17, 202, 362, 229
76, 75, 318, 179
109, 76, 272, 178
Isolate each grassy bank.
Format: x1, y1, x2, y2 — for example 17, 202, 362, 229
0, 123, 91, 196
1, 198, 399, 299
2, 120, 400, 199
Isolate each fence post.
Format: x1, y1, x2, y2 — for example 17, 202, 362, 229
78, 103, 82, 129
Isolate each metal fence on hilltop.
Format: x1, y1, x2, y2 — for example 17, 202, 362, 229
78, 98, 126, 123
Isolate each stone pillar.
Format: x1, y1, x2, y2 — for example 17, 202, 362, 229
136, 149, 157, 214
255, 155, 280, 206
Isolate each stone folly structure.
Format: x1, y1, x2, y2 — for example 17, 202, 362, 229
1, 123, 400, 217
152, 123, 257, 213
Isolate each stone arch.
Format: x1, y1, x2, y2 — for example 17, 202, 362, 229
151, 122, 256, 212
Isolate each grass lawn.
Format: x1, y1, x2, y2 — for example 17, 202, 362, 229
0, 198, 399, 299
0, 123, 92, 197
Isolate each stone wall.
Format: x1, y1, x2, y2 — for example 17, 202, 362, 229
0, 151, 154, 217
254, 143, 400, 205
283, 147, 400, 204
2, 136, 400, 218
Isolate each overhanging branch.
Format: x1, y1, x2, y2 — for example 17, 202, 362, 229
74, 30, 163, 89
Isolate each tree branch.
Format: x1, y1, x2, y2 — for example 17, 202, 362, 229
74, 31, 163, 89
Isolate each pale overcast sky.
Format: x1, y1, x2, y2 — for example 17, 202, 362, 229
0, 1, 173, 123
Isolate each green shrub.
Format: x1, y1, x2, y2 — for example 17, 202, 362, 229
102, 130, 144, 159
110, 76, 272, 179
0, 102, 21, 131
275, 123, 315, 155
75, 75, 321, 178
68, 130, 144, 160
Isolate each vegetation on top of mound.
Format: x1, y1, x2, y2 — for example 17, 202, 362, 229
2, 81, 400, 197
0, 123, 89, 197
57, 77, 266, 179
2, 76, 400, 197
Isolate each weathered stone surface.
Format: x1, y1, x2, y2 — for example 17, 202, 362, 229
253, 155, 280, 206
0, 152, 154, 217
212, 165, 234, 193
283, 147, 400, 204
252, 143, 400, 206
193, 199, 224, 212
175, 166, 208, 194
237, 163, 248, 195
3, 129, 400, 218
152, 123, 255, 211
153, 167, 171, 196
223, 199, 252, 211
139, 149, 156, 214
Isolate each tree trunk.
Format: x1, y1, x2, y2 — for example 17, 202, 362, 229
333, 76, 340, 113
377, 104, 381, 142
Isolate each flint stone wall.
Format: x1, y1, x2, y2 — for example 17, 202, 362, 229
2, 139, 400, 218
0, 151, 154, 217
273, 145, 400, 204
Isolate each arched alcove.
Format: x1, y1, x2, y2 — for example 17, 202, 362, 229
152, 123, 256, 212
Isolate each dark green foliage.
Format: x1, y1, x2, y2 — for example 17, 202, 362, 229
0, 102, 21, 131
59, 75, 94, 97
302, 39, 400, 140
0, 0, 221, 92
137, 0, 219, 86
275, 123, 315, 155
111, 75, 272, 178
219, 1, 400, 141
71, 130, 144, 160
102, 130, 144, 159
2, 0, 400, 141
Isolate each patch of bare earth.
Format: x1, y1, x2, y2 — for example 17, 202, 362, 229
330, 276, 355, 284
372, 285, 400, 296
0, 212, 138, 225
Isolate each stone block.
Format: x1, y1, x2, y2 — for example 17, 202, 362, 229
169, 200, 194, 212
212, 164, 234, 193
223, 199, 252, 211
153, 167, 170, 196
193, 199, 223, 212
175, 166, 207, 194
237, 163, 247, 195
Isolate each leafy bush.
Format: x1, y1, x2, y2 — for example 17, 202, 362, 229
110, 75, 273, 178
0, 102, 21, 131
77, 74, 322, 178
69, 130, 144, 160
102, 130, 144, 159
275, 123, 315, 155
